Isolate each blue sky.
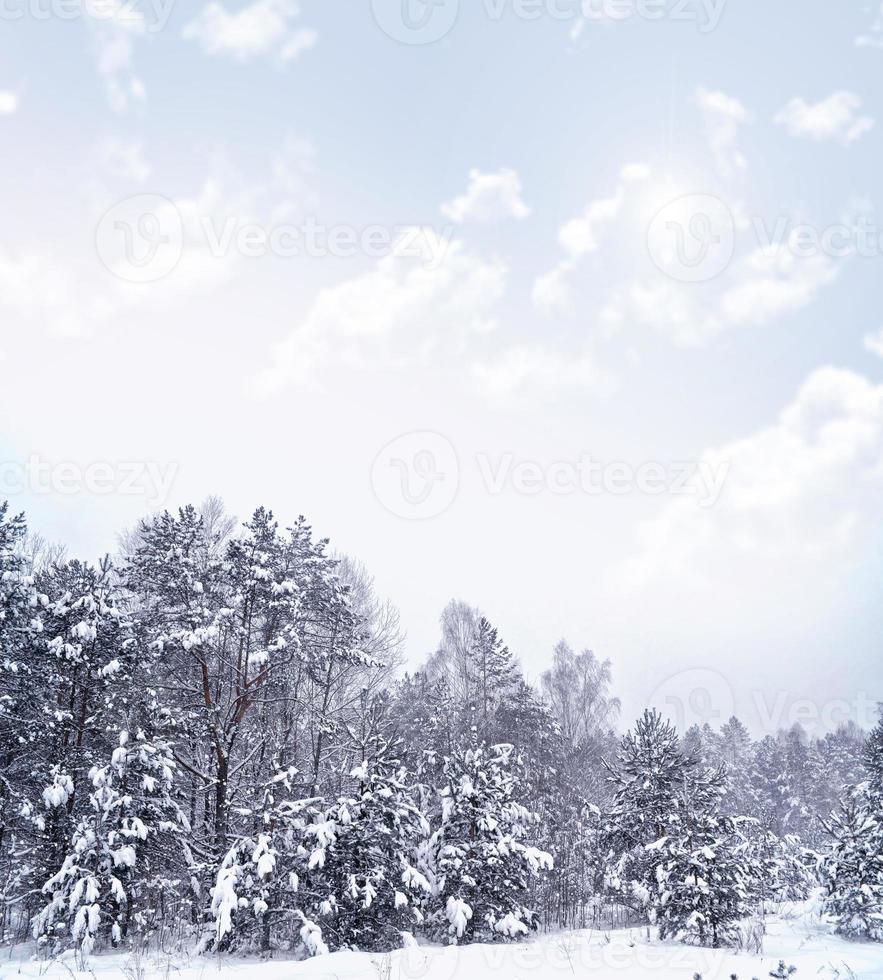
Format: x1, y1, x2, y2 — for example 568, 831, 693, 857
1, 0, 882, 735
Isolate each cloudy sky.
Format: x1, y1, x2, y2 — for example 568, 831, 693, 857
2, 0, 882, 735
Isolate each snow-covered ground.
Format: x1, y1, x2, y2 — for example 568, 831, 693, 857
4, 906, 882, 980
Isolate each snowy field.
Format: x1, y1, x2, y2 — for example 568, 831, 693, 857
5, 907, 882, 980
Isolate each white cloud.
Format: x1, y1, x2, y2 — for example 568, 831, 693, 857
616, 367, 883, 600
89, 10, 148, 113
0, 253, 116, 338
856, 4, 883, 49
473, 345, 616, 402
864, 327, 883, 358
0, 143, 314, 339
0, 91, 18, 115
694, 87, 751, 177
774, 92, 874, 145
533, 162, 650, 315
602, 241, 840, 346
257, 232, 507, 392
532, 265, 572, 318
183, 0, 317, 63
441, 169, 531, 224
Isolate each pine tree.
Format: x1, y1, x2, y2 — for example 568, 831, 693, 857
718, 717, 754, 817
819, 794, 883, 940
819, 718, 883, 941
304, 728, 430, 951
864, 715, 883, 799
0, 504, 42, 916
600, 710, 700, 912
599, 710, 746, 945
208, 705, 431, 956
36, 719, 188, 955
17, 557, 137, 937
464, 618, 518, 743
654, 807, 750, 947
421, 742, 552, 943
742, 818, 810, 908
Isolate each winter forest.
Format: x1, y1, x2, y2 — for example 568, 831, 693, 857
1, 497, 880, 969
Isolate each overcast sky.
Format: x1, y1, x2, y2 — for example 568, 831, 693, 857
1, 0, 882, 738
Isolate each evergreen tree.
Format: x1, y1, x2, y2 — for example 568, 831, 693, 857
600, 710, 701, 912
819, 794, 883, 941
819, 719, 883, 941
742, 818, 810, 907
599, 710, 746, 946
718, 716, 754, 816
421, 743, 552, 943
864, 715, 883, 798
653, 807, 750, 947
36, 719, 188, 954
209, 704, 431, 955
464, 618, 518, 742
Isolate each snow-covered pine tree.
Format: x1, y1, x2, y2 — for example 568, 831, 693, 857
718, 716, 755, 817
421, 742, 552, 944
819, 794, 883, 940
653, 802, 751, 947
600, 709, 752, 947
207, 776, 320, 954
0, 504, 41, 927
14, 557, 138, 938
464, 618, 518, 743
742, 818, 810, 908
599, 710, 700, 914
125, 506, 371, 903
819, 716, 883, 941
816, 723, 871, 818
208, 708, 431, 958
865, 715, 883, 799
302, 720, 431, 951
35, 715, 188, 955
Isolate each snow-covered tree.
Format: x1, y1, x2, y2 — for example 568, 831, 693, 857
303, 730, 430, 951
819, 717, 883, 941
819, 794, 883, 940
865, 715, 883, 799
599, 710, 705, 913
421, 742, 552, 943
124, 505, 373, 905
208, 704, 431, 956
742, 819, 810, 908
0, 504, 41, 914
10, 557, 137, 936
717, 716, 755, 817
36, 720, 188, 955
653, 808, 751, 947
